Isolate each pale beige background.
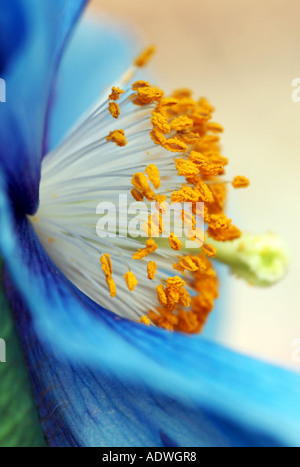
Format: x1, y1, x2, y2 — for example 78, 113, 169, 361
90, 0, 300, 370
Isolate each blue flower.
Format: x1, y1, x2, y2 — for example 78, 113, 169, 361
0, 0, 300, 447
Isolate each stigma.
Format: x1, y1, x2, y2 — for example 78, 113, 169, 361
29, 47, 257, 334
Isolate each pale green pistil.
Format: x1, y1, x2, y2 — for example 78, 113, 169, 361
209, 233, 289, 287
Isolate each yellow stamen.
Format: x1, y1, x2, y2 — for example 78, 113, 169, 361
139, 315, 151, 326
132, 80, 150, 91
145, 163, 161, 189
168, 233, 182, 251
175, 158, 199, 177
100, 253, 113, 277
206, 122, 224, 133
134, 45, 156, 68
232, 176, 250, 189
172, 88, 193, 99
124, 271, 138, 291
163, 138, 188, 153
133, 85, 164, 106
151, 111, 171, 134
131, 188, 144, 202
143, 213, 165, 237
98, 73, 250, 334
132, 172, 155, 201
147, 261, 157, 280
132, 238, 158, 260
171, 115, 193, 131
150, 127, 167, 146
100, 254, 117, 298
188, 227, 205, 245
156, 284, 168, 306
155, 194, 167, 214
175, 255, 207, 273
201, 243, 217, 257
108, 86, 124, 101
108, 102, 120, 119
207, 214, 241, 241
106, 129, 127, 147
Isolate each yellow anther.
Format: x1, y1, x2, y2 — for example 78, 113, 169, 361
106, 276, 117, 298
133, 238, 158, 260
124, 271, 138, 291
132, 172, 155, 201
108, 102, 120, 119
199, 163, 225, 177
171, 115, 193, 132
172, 88, 193, 99
133, 86, 164, 106
134, 45, 156, 68
150, 127, 167, 146
158, 97, 179, 108
143, 213, 165, 237
106, 129, 127, 147
100, 254, 113, 278
198, 97, 215, 112
207, 214, 241, 241
232, 176, 250, 189
188, 227, 205, 245
131, 188, 144, 201
189, 151, 207, 164
151, 111, 171, 134
139, 315, 151, 326
207, 122, 224, 133
178, 288, 191, 307
178, 132, 201, 145
175, 158, 199, 177
156, 284, 168, 306
145, 163, 161, 189
147, 261, 157, 280
100, 254, 117, 298
177, 255, 206, 273
184, 178, 214, 203
165, 276, 186, 305
168, 233, 182, 251
109, 86, 124, 101
155, 194, 167, 214
171, 185, 201, 203
201, 243, 217, 257
181, 210, 196, 228
132, 80, 150, 91
163, 138, 188, 153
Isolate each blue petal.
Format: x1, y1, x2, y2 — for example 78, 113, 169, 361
0, 174, 300, 447
0, 0, 87, 215
1, 291, 285, 447
0, 0, 27, 74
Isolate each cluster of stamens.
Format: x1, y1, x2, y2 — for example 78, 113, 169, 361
98, 48, 249, 333
32, 46, 250, 334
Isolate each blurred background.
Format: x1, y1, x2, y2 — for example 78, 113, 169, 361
88, 0, 299, 369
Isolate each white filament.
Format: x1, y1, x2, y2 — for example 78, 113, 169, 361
31, 87, 187, 321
